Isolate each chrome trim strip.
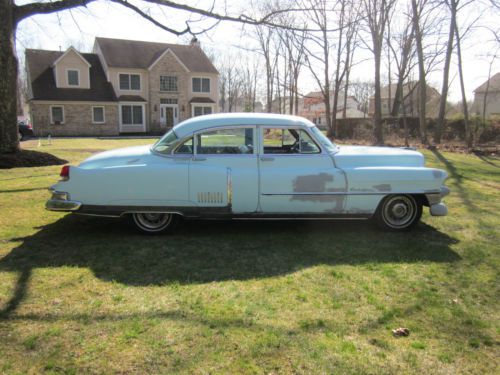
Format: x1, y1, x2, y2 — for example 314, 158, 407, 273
227, 167, 232, 206
261, 190, 441, 196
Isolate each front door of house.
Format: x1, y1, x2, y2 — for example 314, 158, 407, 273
160, 104, 178, 128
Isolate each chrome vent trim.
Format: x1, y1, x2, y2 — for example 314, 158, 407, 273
197, 192, 224, 204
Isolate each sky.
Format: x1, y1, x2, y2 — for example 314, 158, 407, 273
15, 0, 500, 103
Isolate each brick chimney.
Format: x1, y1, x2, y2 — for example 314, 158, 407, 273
190, 36, 200, 48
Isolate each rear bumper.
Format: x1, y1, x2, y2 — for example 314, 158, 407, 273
45, 188, 81, 211
46, 199, 82, 211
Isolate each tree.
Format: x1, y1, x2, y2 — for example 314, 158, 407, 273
361, 0, 396, 145
0, 0, 299, 153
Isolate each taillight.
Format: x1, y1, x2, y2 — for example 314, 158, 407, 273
60, 165, 70, 180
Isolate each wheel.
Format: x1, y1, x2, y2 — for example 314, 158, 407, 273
130, 212, 180, 234
374, 195, 422, 231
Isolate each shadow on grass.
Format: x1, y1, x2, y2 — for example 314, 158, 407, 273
0, 214, 461, 318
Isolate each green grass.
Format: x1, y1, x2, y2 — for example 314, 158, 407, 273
0, 138, 499, 374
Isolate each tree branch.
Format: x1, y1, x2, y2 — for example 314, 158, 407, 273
15, 0, 96, 23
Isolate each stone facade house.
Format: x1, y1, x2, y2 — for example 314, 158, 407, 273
472, 72, 500, 118
26, 37, 219, 136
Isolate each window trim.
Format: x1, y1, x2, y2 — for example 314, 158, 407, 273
91, 106, 106, 124
191, 103, 215, 117
260, 126, 324, 155
191, 76, 211, 93
118, 72, 141, 91
50, 105, 65, 124
159, 75, 178, 92
66, 68, 80, 86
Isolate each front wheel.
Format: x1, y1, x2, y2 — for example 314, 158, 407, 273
374, 195, 422, 231
130, 212, 180, 234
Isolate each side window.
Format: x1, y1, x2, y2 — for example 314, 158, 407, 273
196, 128, 254, 154
174, 138, 193, 154
263, 128, 320, 154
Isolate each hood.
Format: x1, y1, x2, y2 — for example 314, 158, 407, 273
79, 145, 153, 169
334, 146, 425, 168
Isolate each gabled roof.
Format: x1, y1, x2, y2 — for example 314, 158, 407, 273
95, 37, 218, 74
474, 72, 500, 93
25, 49, 117, 102
52, 47, 91, 68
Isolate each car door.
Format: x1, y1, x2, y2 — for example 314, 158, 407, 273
258, 126, 347, 214
188, 126, 259, 213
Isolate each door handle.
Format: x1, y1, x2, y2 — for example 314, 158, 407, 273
192, 156, 207, 161
260, 157, 274, 162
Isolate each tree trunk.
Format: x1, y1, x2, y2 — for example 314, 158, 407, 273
435, 0, 456, 144
454, 20, 471, 149
412, 0, 427, 144
0, 0, 20, 153
373, 40, 384, 145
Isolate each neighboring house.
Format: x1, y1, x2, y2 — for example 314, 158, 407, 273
26, 37, 219, 136
298, 91, 363, 126
472, 72, 500, 118
368, 81, 441, 118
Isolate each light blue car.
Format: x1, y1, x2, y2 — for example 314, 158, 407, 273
47, 113, 449, 233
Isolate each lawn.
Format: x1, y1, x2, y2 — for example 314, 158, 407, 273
0, 138, 499, 374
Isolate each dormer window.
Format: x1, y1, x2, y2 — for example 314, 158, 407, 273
67, 70, 79, 86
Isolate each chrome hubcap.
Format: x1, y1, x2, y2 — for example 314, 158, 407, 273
134, 213, 172, 231
383, 196, 415, 228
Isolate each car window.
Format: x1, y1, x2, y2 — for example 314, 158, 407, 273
152, 129, 178, 154
174, 138, 193, 154
263, 128, 320, 154
196, 128, 254, 154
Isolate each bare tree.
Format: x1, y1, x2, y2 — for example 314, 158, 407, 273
361, 0, 396, 145
349, 79, 375, 117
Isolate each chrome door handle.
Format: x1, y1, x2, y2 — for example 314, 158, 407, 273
260, 157, 274, 162
192, 156, 207, 161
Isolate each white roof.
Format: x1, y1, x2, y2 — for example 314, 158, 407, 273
173, 113, 314, 138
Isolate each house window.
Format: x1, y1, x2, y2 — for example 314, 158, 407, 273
92, 106, 105, 123
67, 70, 79, 86
192, 105, 213, 117
160, 76, 178, 92
119, 73, 141, 90
192, 77, 210, 93
50, 106, 64, 124
121, 105, 143, 125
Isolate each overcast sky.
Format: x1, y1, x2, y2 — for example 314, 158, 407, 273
15, 0, 500, 103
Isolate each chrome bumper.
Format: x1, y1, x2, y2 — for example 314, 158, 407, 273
426, 186, 450, 217
46, 189, 81, 211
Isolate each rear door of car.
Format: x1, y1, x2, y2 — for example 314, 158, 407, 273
188, 126, 259, 213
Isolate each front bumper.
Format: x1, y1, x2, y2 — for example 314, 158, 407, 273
46, 189, 81, 212
425, 186, 450, 217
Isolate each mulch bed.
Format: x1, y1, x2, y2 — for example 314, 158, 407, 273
0, 149, 68, 169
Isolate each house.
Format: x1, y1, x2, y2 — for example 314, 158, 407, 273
368, 81, 441, 118
298, 91, 363, 127
26, 37, 219, 136
472, 72, 500, 118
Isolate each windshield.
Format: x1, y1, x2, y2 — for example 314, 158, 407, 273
310, 126, 337, 153
152, 129, 179, 154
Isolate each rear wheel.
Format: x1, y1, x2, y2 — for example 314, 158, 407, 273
374, 195, 422, 231
131, 212, 180, 234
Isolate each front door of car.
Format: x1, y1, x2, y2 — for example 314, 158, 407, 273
188, 126, 259, 213
258, 126, 347, 213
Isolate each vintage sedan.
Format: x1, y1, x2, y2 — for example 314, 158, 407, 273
46, 113, 449, 233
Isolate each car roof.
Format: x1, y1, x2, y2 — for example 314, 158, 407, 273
172, 113, 315, 138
